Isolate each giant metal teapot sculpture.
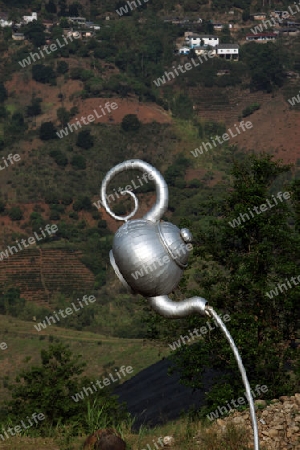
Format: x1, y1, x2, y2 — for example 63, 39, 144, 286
101, 160, 260, 450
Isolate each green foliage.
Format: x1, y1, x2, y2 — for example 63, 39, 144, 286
0, 82, 8, 102
171, 94, 194, 120
73, 195, 92, 211
165, 154, 299, 412
8, 206, 23, 221
23, 21, 46, 47
71, 154, 86, 170
57, 106, 70, 126
32, 64, 56, 84
76, 129, 94, 149
242, 103, 260, 117
0, 288, 26, 316
121, 114, 141, 132
5, 342, 127, 430
40, 121, 58, 140
56, 60, 69, 74
241, 43, 286, 92
49, 150, 68, 167
26, 96, 42, 117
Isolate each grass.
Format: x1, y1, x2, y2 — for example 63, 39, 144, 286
0, 415, 266, 450
0, 314, 170, 402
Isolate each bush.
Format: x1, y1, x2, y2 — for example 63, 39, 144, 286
242, 103, 260, 117
8, 206, 23, 221
49, 149, 68, 166
32, 64, 56, 84
76, 129, 94, 149
121, 114, 141, 132
56, 60, 69, 74
71, 154, 86, 170
40, 122, 58, 140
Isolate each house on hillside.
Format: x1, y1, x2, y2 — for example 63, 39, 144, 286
23, 12, 37, 24
12, 32, 25, 40
246, 32, 277, 42
68, 16, 86, 26
189, 35, 219, 48
0, 18, 12, 27
251, 12, 267, 21
216, 43, 239, 60
178, 46, 190, 55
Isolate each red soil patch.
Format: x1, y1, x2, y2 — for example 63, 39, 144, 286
5, 72, 171, 127
227, 93, 300, 165
68, 97, 171, 125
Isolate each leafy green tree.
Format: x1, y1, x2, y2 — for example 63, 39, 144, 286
241, 43, 286, 92
40, 121, 58, 140
0, 288, 25, 317
73, 195, 92, 211
6, 343, 88, 427
32, 64, 56, 84
30, 212, 46, 232
49, 149, 68, 166
151, 154, 300, 414
76, 129, 94, 149
26, 97, 42, 117
56, 60, 69, 74
45, 0, 57, 13
8, 206, 23, 221
171, 94, 194, 120
121, 114, 141, 132
57, 107, 70, 126
23, 21, 46, 47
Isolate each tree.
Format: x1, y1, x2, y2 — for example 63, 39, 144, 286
121, 114, 141, 132
71, 154, 86, 170
40, 121, 58, 140
45, 0, 57, 13
57, 107, 70, 126
0, 82, 7, 102
26, 97, 42, 117
32, 64, 56, 84
8, 206, 23, 221
6, 343, 87, 426
152, 154, 300, 414
23, 21, 46, 47
0, 288, 26, 317
56, 60, 69, 74
76, 129, 94, 149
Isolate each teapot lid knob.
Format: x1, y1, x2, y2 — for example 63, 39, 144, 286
180, 228, 193, 243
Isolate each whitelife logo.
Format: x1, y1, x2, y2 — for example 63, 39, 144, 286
0, 224, 58, 261
266, 274, 300, 299
191, 121, 253, 158
288, 89, 300, 106
34, 295, 96, 331
71, 366, 133, 402
228, 191, 290, 228
116, 0, 149, 17
250, 4, 300, 34
56, 101, 118, 138
18, 32, 80, 68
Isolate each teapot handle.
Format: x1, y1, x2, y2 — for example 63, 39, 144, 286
101, 160, 168, 223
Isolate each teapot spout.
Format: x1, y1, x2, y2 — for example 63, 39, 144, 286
147, 295, 209, 318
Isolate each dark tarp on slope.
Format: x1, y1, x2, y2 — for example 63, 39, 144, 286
114, 357, 221, 430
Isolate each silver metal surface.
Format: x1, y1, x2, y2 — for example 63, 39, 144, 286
101, 160, 168, 223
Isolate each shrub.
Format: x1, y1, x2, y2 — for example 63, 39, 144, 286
8, 206, 23, 221
242, 103, 260, 118
40, 122, 58, 140
76, 129, 94, 149
71, 154, 86, 170
121, 114, 141, 132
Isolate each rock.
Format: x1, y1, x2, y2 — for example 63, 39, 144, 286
162, 436, 175, 447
